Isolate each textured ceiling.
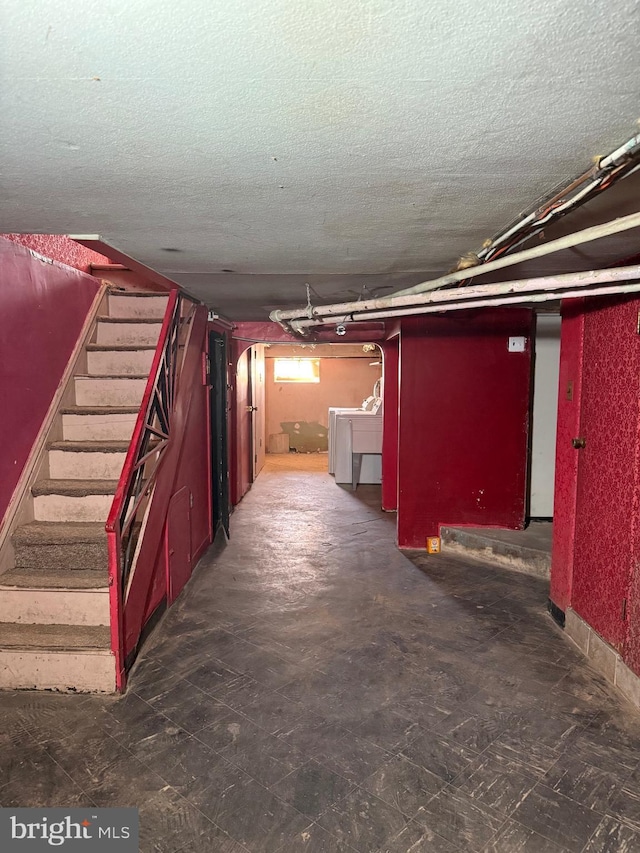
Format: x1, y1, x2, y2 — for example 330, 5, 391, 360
2, 0, 639, 318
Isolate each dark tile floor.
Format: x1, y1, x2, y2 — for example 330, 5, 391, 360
2, 454, 640, 853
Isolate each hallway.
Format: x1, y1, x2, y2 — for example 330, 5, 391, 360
2, 456, 640, 852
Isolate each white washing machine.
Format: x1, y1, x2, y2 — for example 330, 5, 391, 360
334, 411, 383, 488
328, 407, 363, 474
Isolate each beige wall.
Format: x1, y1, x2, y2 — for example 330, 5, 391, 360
265, 350, 382, 452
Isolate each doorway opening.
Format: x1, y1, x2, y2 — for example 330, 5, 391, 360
442, 312, 561, 577
235, 342, 384, 496
529, 312, 562, 522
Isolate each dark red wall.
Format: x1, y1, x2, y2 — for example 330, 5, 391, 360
396, 311, 533, 548
549, 300, 585, 612
550, 295, 640, 677
381, 337, 399, 512
571, 296, 640, 652
0, 238, 100, 523
1, 234, 110, 271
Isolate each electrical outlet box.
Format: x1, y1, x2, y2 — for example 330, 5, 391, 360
508, 336, 526, 352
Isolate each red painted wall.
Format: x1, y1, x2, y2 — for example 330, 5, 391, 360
549, 300, 585, 612
397, 311, 533, 548
626, 516, 640, 677
571, 296, 640, 651
172, 345, 212, 567
551, 295, 640, 677
0, 238, 100, 523
381, 337, 399, 512
1, 234, 110, 271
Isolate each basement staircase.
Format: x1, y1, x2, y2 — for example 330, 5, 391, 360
0, 290, 169, 692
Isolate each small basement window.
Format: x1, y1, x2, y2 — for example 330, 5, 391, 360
273, 358, 320, 383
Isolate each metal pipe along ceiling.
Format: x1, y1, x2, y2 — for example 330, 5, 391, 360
271, 212, 640, 329
271, 131, 640, 334
288, 264, 640, 333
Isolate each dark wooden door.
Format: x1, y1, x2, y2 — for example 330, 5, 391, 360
236, 349, 253, 499
209, 331, 229, 536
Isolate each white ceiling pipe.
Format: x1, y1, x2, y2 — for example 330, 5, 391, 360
288, 264, 640, 331
599, 133, 640, 170
478, 134, 640, 260
271, 211, 640, 325
290, 280, 640, 330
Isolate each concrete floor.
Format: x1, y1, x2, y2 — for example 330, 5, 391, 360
2, 455, 640, 852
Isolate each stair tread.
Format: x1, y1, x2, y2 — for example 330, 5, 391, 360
0, 568, 107, 590
0, 623, 110, 651
49, 441, 132, 453
32, 479, 118, 497
62, 405, 140, 415
97, 316, 163, 324
86, 344, 156, 351
75, 374, 149, 380
13, 522, 106, 545
108, 290, 170, 297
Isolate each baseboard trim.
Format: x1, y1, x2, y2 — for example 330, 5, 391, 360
564, 608, 640, 711
547, 599, 565, 628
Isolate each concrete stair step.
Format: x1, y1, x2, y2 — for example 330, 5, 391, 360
86, 344, 157, 351
86, 346, 155, 377
12, 521, 107, 570
74, 375, 147, 407
0, 567, 107, 589
0, 624, 115, 692
0, 573, 109, 625
61, 406, 140, 415
96, 318, 162, 346
0, 623, 110, 650
49, 440, 128, 480
107, 292, 169, 320
97, 315, 164, 323
32, 480, 118, 523
61, 406, 138, 441
32, 479, 119, 496
440, 525, 552, 579
48, 441, 133, 452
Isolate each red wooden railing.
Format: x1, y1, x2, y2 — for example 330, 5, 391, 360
106, 289, 197, 690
